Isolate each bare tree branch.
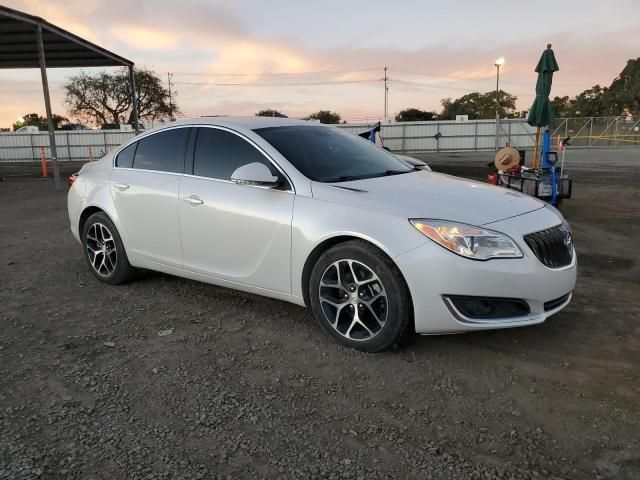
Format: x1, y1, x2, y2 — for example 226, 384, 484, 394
64, 68, 179, 127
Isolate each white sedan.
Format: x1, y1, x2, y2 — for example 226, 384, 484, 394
68, 117, 576, 352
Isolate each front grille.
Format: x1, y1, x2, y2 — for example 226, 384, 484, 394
524, 225, 573, 268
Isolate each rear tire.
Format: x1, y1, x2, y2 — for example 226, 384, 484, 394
309, 240, 413, 352
81, 212, 137, 285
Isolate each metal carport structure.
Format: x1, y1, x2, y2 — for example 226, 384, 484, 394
0, 5, 138, 188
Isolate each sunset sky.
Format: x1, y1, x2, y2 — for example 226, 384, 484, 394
1, 0, 639, 127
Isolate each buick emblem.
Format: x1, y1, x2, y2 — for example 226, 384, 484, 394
563, 231, 572, 249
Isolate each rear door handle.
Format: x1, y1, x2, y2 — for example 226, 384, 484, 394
183, 195, 204, 205
113, 183, 129, 191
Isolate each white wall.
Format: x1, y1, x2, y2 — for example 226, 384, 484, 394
337, 119, 537, 152
0, 120, 537, 162
0, 130, 134, 162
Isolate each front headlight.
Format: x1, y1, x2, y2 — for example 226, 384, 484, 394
409, 219, 523, 260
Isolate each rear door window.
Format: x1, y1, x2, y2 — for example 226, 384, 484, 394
133, 128, 189, 173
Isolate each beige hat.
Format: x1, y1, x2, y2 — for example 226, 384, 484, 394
494, 146, 520, 171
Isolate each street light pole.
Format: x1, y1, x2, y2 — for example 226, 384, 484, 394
494, 57, 505, 151
383, 66, 388, 119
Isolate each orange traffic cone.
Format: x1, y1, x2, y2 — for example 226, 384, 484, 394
40, 146, 48, 177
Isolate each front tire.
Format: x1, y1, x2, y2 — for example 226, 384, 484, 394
81, 212, 137, 285
309, 240, 413, 352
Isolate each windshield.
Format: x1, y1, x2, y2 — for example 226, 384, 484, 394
253, 126, 413, 182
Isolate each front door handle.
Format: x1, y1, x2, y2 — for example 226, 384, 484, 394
113, 183, 130, 191
183, 195, 204, 205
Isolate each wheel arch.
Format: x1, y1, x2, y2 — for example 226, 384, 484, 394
78, 206, 116, 238
300, 235, 414, 320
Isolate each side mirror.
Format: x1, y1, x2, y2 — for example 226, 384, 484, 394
230, 162, 281, 187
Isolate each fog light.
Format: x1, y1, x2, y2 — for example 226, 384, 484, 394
470, 300, 493, 317
444, 295, 530, 320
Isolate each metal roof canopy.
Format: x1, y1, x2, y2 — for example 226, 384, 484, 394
0, 5, 139, 188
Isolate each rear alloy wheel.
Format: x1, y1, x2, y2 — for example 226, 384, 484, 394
309, 240, 412, 352
82, 212, 137, 285
85, 222, 117, 277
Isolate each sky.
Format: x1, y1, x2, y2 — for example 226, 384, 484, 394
1, 0, 640, 127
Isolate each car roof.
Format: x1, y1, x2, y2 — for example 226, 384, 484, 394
146, 116, 321, 134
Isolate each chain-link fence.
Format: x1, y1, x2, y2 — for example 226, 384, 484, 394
548, 117, 640, 148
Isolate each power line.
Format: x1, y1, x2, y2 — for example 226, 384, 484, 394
173, 79, 380, 87
1, 88, 65, 93
392, 68, 540, 87
172, 67, 382, 77
391, 78, 534, 97
391, 79, 479, 92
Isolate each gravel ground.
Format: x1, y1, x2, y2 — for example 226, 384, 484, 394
1, 149, 639, 479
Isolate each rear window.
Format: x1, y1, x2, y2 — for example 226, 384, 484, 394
132, 128, 189, 173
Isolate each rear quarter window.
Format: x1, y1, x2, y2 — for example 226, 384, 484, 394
115, 142, 136, 168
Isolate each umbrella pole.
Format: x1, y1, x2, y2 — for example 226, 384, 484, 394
532, 127, 541, 169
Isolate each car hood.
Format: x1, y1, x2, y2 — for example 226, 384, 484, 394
311, 170, 545, 225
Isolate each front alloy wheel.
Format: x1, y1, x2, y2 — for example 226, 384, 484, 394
319, 259, 388, 341
309, 240, 412, 352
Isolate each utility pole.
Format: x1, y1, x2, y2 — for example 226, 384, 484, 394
167, 72, 174, 121
383, 66, 388, 119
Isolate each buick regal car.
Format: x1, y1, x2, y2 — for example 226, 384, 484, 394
68, 117, 576, 352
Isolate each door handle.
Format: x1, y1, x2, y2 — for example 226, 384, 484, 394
113, 183, 130, 191
183, 195, 204, 205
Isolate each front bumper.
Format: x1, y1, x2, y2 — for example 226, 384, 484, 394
394, 207, 577, 334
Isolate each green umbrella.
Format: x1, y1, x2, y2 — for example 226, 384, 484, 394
527, 44, 559, 168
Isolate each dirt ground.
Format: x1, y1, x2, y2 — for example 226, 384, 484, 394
1, 148, 639, 479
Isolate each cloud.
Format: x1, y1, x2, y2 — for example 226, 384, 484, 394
1, 0, 639, 125
110, 24, 180, 50
9, 0, 102, 43
208, 41, 308, 76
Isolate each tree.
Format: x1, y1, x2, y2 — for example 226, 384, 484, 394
571, 85, 611, 117
13, 112, 68, 131
395, 108, 436, 122
308, 110, 341, 124
550, 96, 572, 118
64, 67, 178, 127
549, 58, 640, 117
608, 58, 640, 115
255, 109, 287, 117
440, 91, 517, 120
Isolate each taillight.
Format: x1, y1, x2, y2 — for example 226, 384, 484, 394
68, 172, 79, 188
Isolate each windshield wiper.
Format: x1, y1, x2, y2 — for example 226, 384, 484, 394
323, 167, 418, 183
322, 175, 366, 183
380, 166, 420, 176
